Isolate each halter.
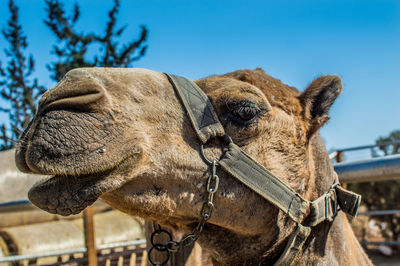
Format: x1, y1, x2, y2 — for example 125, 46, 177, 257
148, 74, 361, 265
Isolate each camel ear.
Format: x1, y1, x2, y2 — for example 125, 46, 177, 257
299, 75, 342, 138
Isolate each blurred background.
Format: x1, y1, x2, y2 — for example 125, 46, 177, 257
0, 0, 399, 265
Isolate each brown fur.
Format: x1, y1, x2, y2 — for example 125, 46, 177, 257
16, 68, 371, 265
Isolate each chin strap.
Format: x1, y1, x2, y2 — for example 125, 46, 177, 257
274, 223, 312, 265
273, 181, 361, 265
162, 73, 361, 265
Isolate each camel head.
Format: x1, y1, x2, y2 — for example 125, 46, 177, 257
16, 67, 343, 264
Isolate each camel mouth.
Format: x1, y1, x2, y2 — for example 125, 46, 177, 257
26, 146, 144, 216
15, 107, 144, 216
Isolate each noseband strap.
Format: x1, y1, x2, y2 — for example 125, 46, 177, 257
163, 73, 361, 265
166, 74, 225, 143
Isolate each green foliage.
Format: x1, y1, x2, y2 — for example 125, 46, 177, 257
349, 129, 400, 243
376, 130, 400, 156
0, 0, 46, 150
0, 0, 148, 150
44, 0, 148, 81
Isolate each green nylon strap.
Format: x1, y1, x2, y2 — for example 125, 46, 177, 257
219, 143, 361, 226
309, 188, 337, 226
165, 74, 225, 143
274, 224, 312, 265
336, 185, 361, 216
219, 143, 310, 224
165, 73, 361, 226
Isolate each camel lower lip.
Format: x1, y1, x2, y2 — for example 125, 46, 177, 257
27, 149, 142, 216
28, 173, 108, 216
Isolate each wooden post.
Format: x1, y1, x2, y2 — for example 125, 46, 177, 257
83, 206, 98, 266
335, 150, 344, 163
335, 150, 347, 188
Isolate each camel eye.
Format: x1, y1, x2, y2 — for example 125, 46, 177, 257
227, 101, 262, 125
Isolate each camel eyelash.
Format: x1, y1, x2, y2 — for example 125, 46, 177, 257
225, 100, 265, 127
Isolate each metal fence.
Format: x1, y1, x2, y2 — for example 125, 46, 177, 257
333, 142, 400, 248
0, 239, 147, 265
0, 203, 147, 266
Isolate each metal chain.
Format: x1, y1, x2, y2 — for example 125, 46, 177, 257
148, 160, 219, 266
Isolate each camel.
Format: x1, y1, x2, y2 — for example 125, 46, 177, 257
15, 67, 372, 265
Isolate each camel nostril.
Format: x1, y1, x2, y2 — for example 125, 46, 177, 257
38, 84, 106, 114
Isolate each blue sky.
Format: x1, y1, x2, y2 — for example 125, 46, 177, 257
0, 0, 399, 151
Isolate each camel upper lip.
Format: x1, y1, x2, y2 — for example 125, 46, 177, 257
16, 143, 142, 176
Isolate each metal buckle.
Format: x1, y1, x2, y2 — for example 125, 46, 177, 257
325, 182, 339, 221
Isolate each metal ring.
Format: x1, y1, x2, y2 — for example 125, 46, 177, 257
196, 219, 206, 233
223, 134, 233, 144
330, 182, 340, 191
200, 134, 232, 165
200, 144, 215, 165
207, 174, 219, 193
148, 246, 170, 266
180, 234, 198, 247
151, 229, 172, 251
200, 201, 214, 220
166, 241, 179, 252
